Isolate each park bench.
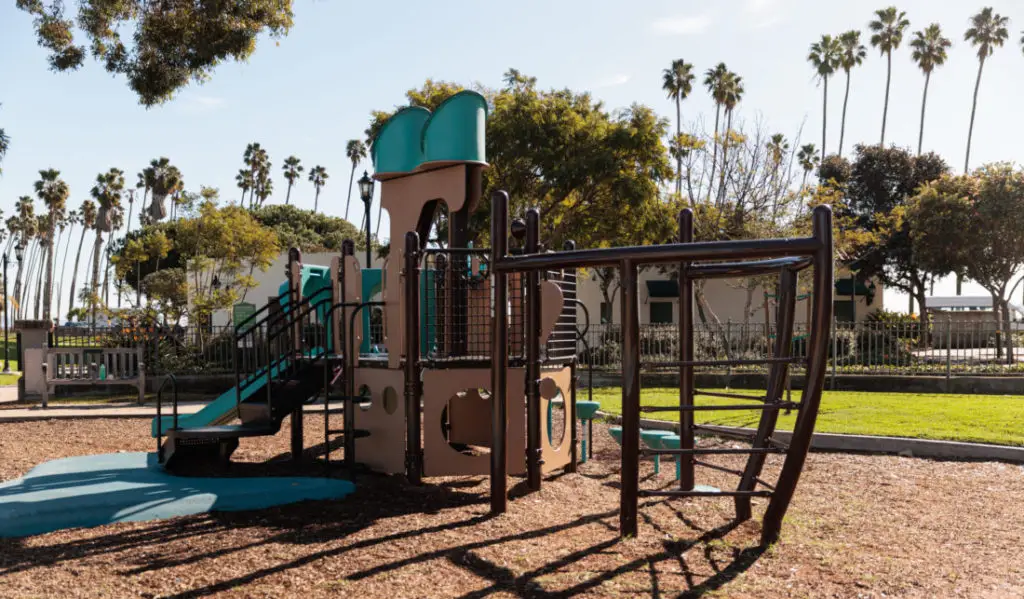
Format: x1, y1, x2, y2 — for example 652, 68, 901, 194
42, 347, 145, 407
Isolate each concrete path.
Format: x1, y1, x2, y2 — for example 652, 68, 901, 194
0, 386, 18, 404
0, 400, 341, 422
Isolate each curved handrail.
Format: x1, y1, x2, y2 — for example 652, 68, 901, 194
234, 289, 291, 334
235, 296, 334, 393
155, 373, 179, 462
236, 287, 332, 338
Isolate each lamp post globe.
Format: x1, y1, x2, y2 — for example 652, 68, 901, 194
357, 171, 375, 268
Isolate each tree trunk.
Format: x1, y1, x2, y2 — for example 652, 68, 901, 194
839, 69, 851, 156
675, 96, 682, 196
67, 226, 88, 315
991, 291, 1003, 359
42, 216, 55, 321
880, 50, 892, 145
314, 187, 322, 213
917, 71, 931, 155
718, 109, 733, 207
91, 230, 104, 323
345, 164, 356, 219
56, 222, 74, 321
1002, 299, 1014, 364
821, 74, 828, 165
915, 287, 930, 349
708, 104, 721, 201
12, 240, 25, 320
285, 181, 293, 206
965, 57, 985, 173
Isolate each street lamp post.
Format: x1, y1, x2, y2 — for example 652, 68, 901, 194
2, 252, 8, 373
11, 242, 24, 372
358, 171, 375, 268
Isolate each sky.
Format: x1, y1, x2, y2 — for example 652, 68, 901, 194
2, 0, 1024, 315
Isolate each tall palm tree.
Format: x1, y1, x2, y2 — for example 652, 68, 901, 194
282, 155, 304, 206
147, 158, 181, 222
808, 35, 842, 163
797, 143, 819, 191
662, 59, 696, 196
308, 165, 329, 213
910, 24, 952, 155
90, 169, 124, 320
703, 63, 729, 199
243, 143, 269, 209
236, 169, 253, 206
12, 197, 35, 318
68, 199, 96, 315
717, 71, 744, 205
136, 166, 155, 227
56, 208, 78, 321
964, 7, 1009, 173
0, 126, 8, 175
32, 214, 50, 319
34, 169, 69, 320
837, 30, 867, 156
869, 6, 910, 145
345, 140, 367, 220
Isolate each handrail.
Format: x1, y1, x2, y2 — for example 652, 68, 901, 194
686, 256, 814, 280
493, 236, 822, 272
235, 287, 332, 338
156, 373, 178, 462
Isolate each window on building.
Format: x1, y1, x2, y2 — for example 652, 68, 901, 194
650, 301, 673, 324
834, 300, 855, 323
600, 302, 612, 324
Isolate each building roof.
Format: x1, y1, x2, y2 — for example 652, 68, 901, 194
926, 296, 1024, 317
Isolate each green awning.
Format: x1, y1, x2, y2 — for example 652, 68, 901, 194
646, 280, 679, 298
835, 278, 873, 296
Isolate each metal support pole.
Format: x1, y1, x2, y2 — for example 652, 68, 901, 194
761, 206, 833, 546
525, 208, 543, 492
403, 232, 423, 484
287, 247, 303, 462
2, 254, 8, 373
677, 209, 695, 490
490, 191, 509, 514
619, 258, 640, 537
945, 316, 952, 392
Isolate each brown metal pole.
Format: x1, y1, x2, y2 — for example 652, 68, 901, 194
404, 232, 423, 484
620, 258, 640, 537
564, 241, 578, 474
677, 209, 695, 491
735, 266, 797, 520
761, 205, 833, 545
525, 208, 542, 492
490, 191, 509, 514
288, 247, 304, 462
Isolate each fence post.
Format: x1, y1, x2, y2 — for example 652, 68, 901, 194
725, 318, 733, 388
945, 316, 952, 391
830, 316, 837, 390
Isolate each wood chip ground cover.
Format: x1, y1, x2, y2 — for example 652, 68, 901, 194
0, 416, 1022, 597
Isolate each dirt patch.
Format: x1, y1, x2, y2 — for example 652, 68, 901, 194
0, 417, 1022, 598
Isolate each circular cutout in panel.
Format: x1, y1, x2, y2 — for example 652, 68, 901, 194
382, 386, 399, 415
357, 384, 372, 412
547, 390, 567, 450
441, 389, 492, 456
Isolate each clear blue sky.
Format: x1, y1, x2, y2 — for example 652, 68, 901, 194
2, 0, 1023, 312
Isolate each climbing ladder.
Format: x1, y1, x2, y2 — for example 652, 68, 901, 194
489, 192, 833, 545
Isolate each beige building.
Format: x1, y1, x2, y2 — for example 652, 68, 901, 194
573, 267, 882, 326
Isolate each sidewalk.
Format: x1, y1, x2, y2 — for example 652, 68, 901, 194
0, 399, 341, 422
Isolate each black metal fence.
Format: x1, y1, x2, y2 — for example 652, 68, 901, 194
51, 325, 237, 375
578, 319, 1024, 376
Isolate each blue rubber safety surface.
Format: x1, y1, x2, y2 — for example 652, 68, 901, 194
0, 452, 355, 538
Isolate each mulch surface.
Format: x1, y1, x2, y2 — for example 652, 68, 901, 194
1, 416, 1023, 598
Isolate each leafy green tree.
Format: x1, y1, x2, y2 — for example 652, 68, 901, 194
281, 155, 303, 206
34, 168, 69, 320
837, 30, 867, 156
662, 59, 695, 196
67, 199, 95, 315
869, 6, 910, 145
808, 34, 842, 162
345, 140, 367, 219
963, 7, 1010, 173
308, 165, 328, 213
908, 165, 1024, 359
846, 144, 948, 325
910, 24, 951, 155
16, 0, 294, 106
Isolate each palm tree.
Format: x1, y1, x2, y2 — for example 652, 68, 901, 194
662, 59, 696, 196
964, 7, 1009, 173
33, 214, 51, 319
797, 143, 819, 191
12, 197, 35, 317
869, 6, 910, 145
147, 158, 181, 222
717, 71, 744, 205
910, 24, 952, 155
308, 165, 329, 213
0, 127, 8, 175
837, 30, 867, 156
345, 140, 367, 220
68, 199, 96, 315
282, 155, 304, 205
56, 208, 78, 321
34, 169, 69, 320
243, 143, 269, 209
703, 63, 729, 199
90, 169, 124, 321
808, 35, 842, 163
236, 169, 253, 206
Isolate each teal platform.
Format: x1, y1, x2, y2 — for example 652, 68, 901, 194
0, 452, 355, 538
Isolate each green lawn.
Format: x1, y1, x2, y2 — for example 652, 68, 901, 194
589, 387, 1024, 447
0, 373, 19, 386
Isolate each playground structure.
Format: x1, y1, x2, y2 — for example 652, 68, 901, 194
145, 89, 833, 545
